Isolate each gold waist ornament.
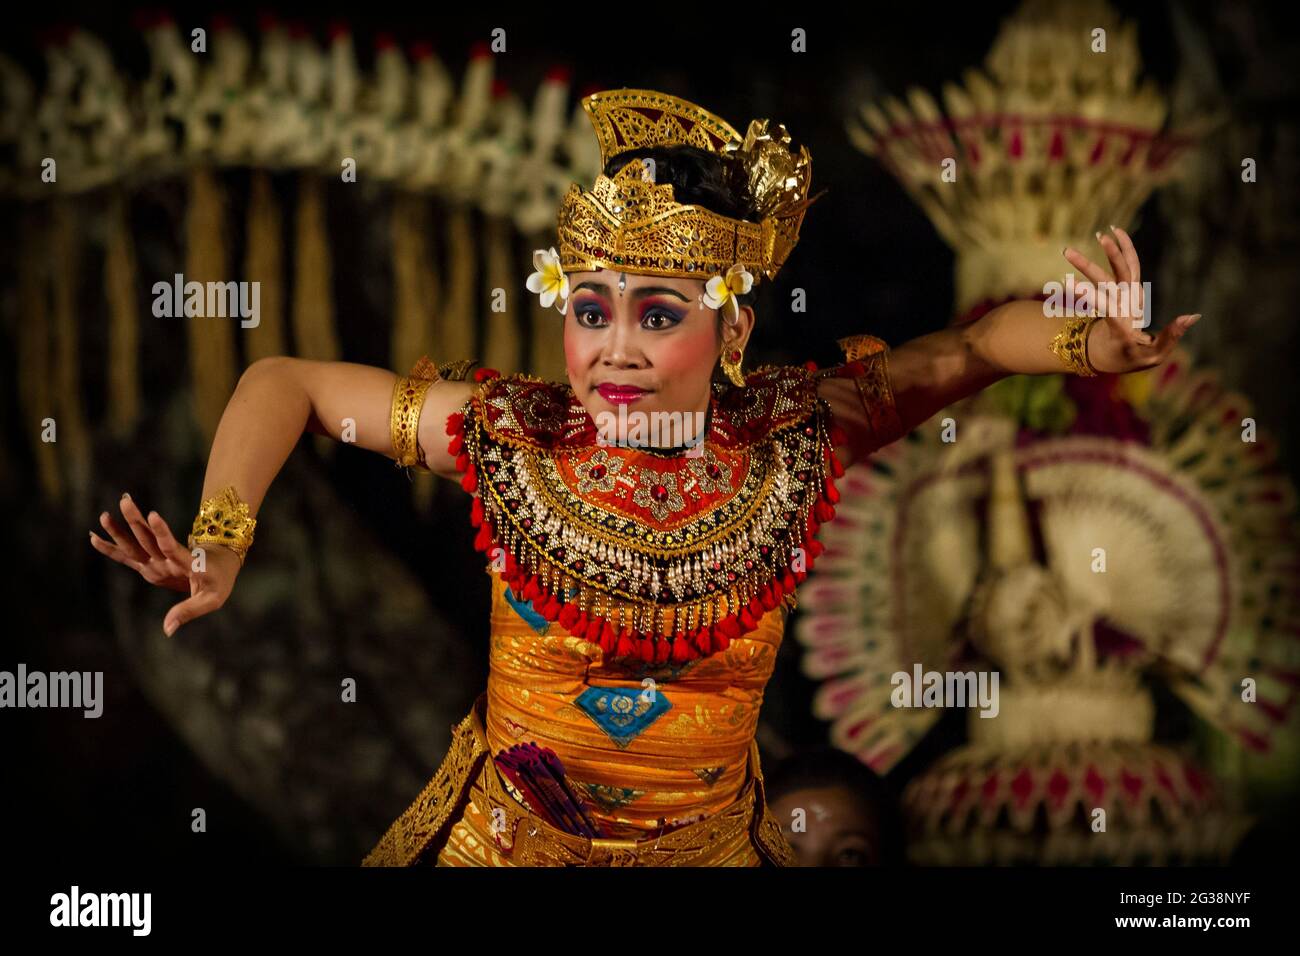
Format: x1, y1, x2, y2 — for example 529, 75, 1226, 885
361, 692, 794, 867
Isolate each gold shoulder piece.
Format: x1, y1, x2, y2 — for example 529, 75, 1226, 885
407, 355, 440, 382
435, 359, 481, 382
836, 334, 888, 362
402, 355, 481, 383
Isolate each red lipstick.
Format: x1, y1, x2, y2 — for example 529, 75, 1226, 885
596, 383, 649, 403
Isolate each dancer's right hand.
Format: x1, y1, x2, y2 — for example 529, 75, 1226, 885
89, 492, 240, 638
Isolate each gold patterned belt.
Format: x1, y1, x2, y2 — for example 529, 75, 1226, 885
363, 692, 794, 867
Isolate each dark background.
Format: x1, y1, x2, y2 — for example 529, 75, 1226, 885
2, 1, 1298, 866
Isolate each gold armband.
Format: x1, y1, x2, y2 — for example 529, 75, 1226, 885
390, 359, 442, 470
390, 356, 481, 471
1049, 314, 1102, 376
836, 334, 904, 448
188, 486, 257, 566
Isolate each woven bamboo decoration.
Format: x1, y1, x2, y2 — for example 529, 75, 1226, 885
184, 167, 238, 445
482, 215, 521, 375
18, 210, 61, 502
391, 192, 440, 374
103, 187, 141, 438
440, 206, 477, 363
50, 198, 92, 501
291, 173, 341, 363
243, 169, 288, 363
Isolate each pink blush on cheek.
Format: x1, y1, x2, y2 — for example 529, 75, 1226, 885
635, 318, 719, 414
562, 312, 601, 374
644, 321, 717, 378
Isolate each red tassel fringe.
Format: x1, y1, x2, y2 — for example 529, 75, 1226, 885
445, 376, 846, 665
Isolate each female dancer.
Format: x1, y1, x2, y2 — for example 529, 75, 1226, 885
89, 89, 1200, 865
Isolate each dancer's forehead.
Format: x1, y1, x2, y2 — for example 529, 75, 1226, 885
567, 270, 704, 302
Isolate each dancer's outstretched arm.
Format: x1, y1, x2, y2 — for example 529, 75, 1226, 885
823, 225, 1202, 468
90, 356, 473, 637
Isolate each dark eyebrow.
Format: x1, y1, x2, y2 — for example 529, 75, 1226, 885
574, 281, 691, 302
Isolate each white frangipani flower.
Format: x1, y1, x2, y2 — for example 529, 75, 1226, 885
701, 263, 754, 324
526, 247, 570, 313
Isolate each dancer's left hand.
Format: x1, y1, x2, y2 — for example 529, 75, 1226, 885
1062, 225, 1201, 373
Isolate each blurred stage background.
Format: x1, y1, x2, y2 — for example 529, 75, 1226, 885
2, 0, 1298, 865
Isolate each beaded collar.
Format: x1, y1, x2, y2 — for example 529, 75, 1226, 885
444, 363, 851, 665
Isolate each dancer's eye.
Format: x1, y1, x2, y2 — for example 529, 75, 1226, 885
642, 309, 683, 331
575, 303, 607, 327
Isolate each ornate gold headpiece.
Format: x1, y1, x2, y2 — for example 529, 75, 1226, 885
556, 89, 817, 284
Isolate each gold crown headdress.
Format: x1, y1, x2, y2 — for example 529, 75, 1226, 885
554, 89, 818, 285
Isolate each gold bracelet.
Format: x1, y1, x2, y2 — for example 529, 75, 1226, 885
188, 486, 257, 566
390, 372, 438, 469
1049, 314, 1102, 376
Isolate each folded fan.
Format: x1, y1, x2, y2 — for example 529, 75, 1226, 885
494, 743, 605, 838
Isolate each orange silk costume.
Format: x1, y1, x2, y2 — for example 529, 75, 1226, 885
363, 343, 902, 866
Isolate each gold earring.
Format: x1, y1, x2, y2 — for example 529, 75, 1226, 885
720, 342, 745, 386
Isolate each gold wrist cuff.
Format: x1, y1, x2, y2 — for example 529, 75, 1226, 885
188, 486, 257, 566
835, 334, 904, 447
390, 367, 439, 470
1049, 314, 1101, 376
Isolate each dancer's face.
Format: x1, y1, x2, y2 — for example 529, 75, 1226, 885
563, 270, 753, 445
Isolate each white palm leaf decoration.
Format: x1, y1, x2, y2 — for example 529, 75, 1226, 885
796, 349, 1300, 772
797, 416, 990, 771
